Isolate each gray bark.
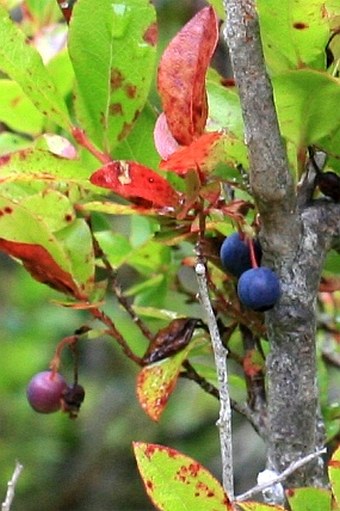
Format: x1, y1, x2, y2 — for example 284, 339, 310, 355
222, 0, 340, 492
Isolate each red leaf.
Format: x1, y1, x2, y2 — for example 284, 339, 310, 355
160, 131, 223, 176
157, 6, 219, 145
90, 160, 180, 209
0, 239, 84, 299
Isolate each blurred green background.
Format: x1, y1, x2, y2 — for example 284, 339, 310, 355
0, 254, 265, 510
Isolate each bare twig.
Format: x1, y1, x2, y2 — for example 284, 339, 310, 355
181, 361, 266, 437
236, 448, 326, 502
2, 461, 23, 511
90, 307, 143, 366
195, 258, 234, 499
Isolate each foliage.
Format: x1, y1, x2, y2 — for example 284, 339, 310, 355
0, 0, 339, 509
134, 443, 340, 511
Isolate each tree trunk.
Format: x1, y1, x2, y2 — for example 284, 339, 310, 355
223, 0, 340, 496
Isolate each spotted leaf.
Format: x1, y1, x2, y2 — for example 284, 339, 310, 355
133, 442, 232, 510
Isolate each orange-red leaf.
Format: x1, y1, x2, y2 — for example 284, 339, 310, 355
160, 131, 223, 176
0, 239, 83, 298
137, 342, 194, 421
90, 160, 180, 209
157, 6, 219, 145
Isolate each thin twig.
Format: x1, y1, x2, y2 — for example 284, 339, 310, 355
90, 307, 143, 366
92, 233, 154, 344
195, 258, 234, 499
2, 461, 23, 511
236, 448, 326, 502
181, 360, 265, 436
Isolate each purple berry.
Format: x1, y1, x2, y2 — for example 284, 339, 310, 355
220, 232, 262, 278
26, 371, 67, 413
237, 267, 281, 311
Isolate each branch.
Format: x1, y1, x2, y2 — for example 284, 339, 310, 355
195, 259, 234, 499
181, 361, 267, 437
236, 448, 326, 502
2, 461, 23, 511
89, 307, 143, 366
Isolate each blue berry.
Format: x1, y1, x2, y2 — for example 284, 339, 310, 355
220, 232, 262, 278
237, 267, 280, 311
27, 371, 67, 413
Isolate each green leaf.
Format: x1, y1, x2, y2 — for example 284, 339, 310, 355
20, 190, 75, 232
0, 148, 97, 191
132, 306, 185, 321
126, 239, 171, 275
46, 49, 75, 98
0, 5, 70, 130
133, 442, 232, 510
55, 219, 95, 297
207, 71, 244, 137
206, 0, 225, 19
68, 0, 157, 153
95, 231, 132, 269
329, 445, 340, 507
287, 487, 331, 511
113, 104, 160, 168
207, 77, 248, 169
0, 132, 33, 155
258, 0, 329, 74
274, 70, 340, 152
0, 80, 45, 134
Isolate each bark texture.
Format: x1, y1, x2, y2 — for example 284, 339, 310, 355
223, 0, 340, 493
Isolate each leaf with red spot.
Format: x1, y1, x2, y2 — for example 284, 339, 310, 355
68, 0, 157, 153
90, 160, 180, 209
0, 5, 70, 130
286, 487, 332, 511
329, 444, 340, 507
136, 341, 196, 422
157, 6, 219, 145
160, 132, 224, 176
0, 195, 94, 299
133, 442, 232, 510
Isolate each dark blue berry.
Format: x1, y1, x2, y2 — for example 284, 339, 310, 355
27, 371, 67, 413
220, 232, 262, 278
237, 267, 280, 311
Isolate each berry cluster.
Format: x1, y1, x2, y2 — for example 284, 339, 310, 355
27, 370, 85, 418
220, 232, 280, 311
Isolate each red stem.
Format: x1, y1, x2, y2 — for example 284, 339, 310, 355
50, 335, 78, 374
71, 126, 111, 164
247, 238, 259, 269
